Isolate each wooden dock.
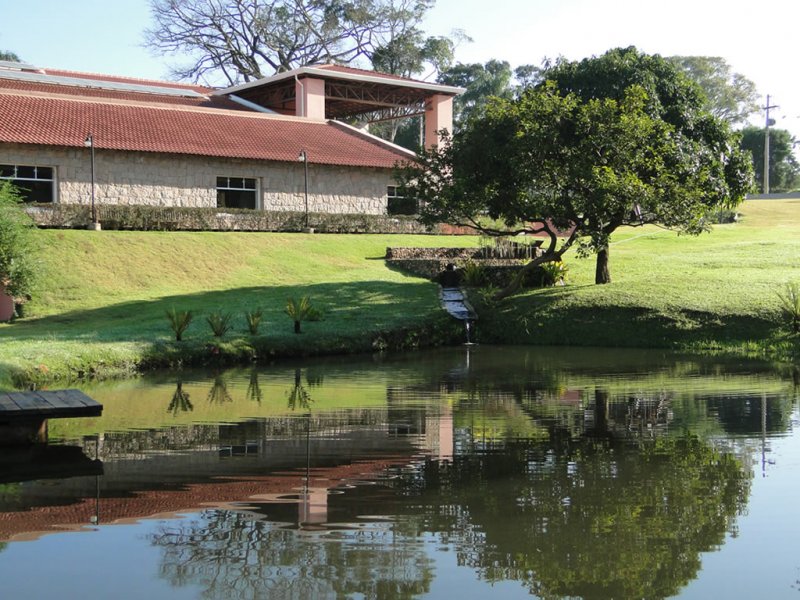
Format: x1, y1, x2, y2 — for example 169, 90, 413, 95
0, 389, 102, 444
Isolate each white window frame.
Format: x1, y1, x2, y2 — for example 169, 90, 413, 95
0, 164, 57, 203
216, 176, 260, 210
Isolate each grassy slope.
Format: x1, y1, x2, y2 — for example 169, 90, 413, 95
1, 200, 798, 387
476, 199, 800, 356
0, 232, 473, 386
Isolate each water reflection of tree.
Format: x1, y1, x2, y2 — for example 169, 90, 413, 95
286, 369, 313, 411
150, 509, 433, 599
167, 381, 193, 415
390, 433, 751, 600
246, 370, 263, 404
207, 374, 233, 404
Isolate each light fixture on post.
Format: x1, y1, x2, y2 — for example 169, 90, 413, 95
297, 149, 312, 232
83, 134, 101, 230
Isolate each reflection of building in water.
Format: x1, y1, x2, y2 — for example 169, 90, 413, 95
387, 387, 454, 462
0, 405, 460, 542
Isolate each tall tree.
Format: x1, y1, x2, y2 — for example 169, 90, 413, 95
668, 56, 760, 125
740, 126, 800, 192
145, 0, 440, 85
0, 50, 21, 62
438, 59, 514, 125
400, 47, 753, 290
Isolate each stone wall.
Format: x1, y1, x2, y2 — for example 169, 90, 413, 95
1, 143, 395, 215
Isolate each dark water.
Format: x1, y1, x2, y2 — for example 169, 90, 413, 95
1, 346, 799, 599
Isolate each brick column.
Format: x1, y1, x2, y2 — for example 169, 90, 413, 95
424, 94, 454, 149
295, 77, 326, 120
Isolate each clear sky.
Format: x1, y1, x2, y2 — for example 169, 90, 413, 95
2, 0, 798, 136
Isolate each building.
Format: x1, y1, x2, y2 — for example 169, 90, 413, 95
0, 60, 461, 217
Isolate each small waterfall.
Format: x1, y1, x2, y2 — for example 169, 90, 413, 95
464, 320, 476, 345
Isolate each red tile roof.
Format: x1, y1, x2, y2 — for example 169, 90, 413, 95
0, 89, 415, 168
0, 78, 247, 111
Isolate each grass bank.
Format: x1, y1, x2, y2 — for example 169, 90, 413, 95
0, 232, 472, 388
1, 200, 798, 389
473, 200, 800, 360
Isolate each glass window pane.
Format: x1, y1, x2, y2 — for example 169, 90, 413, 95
0, 165, 15, 178
244, 178, 256, 190
36, 166, 54, 180
216, 177, 227, 188
16, 166, 35, 179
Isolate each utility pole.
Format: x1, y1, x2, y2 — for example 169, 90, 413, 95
764, 95, 779, 194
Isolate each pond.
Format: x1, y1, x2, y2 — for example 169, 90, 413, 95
1, 346, 799, 599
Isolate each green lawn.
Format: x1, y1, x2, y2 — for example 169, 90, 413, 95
1, 200, 798, 388
475, 199, 800, 357
0, 231, 473, 387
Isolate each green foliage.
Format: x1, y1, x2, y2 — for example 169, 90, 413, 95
740, 127, 800, 193
166, 308, 193, 341
539, 260, 568, 286
776, 282, 800, 333
0, 50, 20, 62
0, 182, 38, 299
668, 56, 760, 124
285, 296, 322, 334
460, 261, 487, 287
244, 308, 263, 335
438, 59, 514, 125
206, 311, 233, 337
401, 47, 754, 288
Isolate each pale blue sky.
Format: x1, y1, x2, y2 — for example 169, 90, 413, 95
2, 0, 798, 135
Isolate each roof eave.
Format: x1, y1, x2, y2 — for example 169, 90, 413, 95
213, 66, 465, 98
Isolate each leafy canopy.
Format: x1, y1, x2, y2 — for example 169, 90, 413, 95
668, 56, 760, 125
400, 47, 753, 289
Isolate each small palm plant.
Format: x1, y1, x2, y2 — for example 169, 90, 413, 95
777, 282, 800, 333
166, 308, 193, 341
285, 296, 322, 334
245, 308, 263, 335
206, 311, 233, 337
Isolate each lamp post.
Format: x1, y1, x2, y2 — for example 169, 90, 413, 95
83, 134, 101, 230
297, 149, 310, 231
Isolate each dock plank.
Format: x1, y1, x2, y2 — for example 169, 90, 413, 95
7, 392, 51, 412
0, 390, 102, 419
0, 394, 21, 412
51, 389, 92, 409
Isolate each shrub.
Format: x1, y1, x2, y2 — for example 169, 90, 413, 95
461, 261, 487, 287
166, 308, 193, 341
245, 308, 263, 335
285, 296, 322, 334
777, 282, 800, 333
0, 182, 38, 300
540, 260, 569, 286
206, 311, 233, 337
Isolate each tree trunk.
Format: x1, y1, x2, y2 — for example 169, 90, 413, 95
294, 320, 301, 334
595, 246, 611, 284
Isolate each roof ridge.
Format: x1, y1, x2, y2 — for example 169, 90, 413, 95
43, 67, 209, 92
0, 87, 327, 122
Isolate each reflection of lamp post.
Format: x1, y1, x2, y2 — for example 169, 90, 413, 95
83, 134, 101, 230
297, 149, 310, 231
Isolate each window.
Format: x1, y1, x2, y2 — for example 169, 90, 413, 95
387, 185, 418, 215
0, 164, 55, 203
216, 177, 258, 209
